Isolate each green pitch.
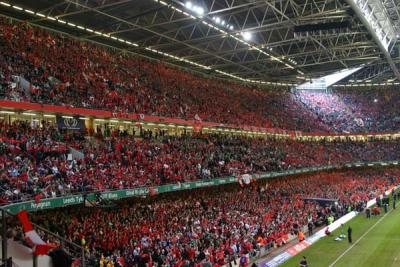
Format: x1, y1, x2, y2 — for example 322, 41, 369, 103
281, 201, 400, 267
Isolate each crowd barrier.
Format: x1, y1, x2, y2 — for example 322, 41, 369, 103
3, 160, 399, 214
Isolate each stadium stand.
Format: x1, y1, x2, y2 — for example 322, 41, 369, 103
1, 119, 400, 203
2, 17, 400, 134
294, 89, 400, 133
0, 3, 400, 267
0, 17, 328, 132
30, 168, 400, 266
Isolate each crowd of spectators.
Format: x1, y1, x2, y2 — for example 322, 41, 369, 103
1, 119, 400, 203
1, 11, 400, 267
0, 16, 322, 130
294, 89, 400, 133
31, 168, 400, 266
2, 17, 400, 133
1, 18, 400, 133
0, 17, 353, 133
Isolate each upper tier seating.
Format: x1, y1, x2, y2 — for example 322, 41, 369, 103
2, 17, 400, 133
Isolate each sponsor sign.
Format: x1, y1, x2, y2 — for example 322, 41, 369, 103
3, 161, 396, 215
261, 252, 292, 267
286, 241, 311, 256
56, 116, 85, 131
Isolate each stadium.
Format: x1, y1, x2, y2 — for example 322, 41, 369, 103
0, 0, 400, 266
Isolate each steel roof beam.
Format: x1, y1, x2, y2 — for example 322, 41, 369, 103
346, 0, 400, 81
61, 0, 271, 78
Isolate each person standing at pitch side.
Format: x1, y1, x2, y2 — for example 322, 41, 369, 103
347, 226, 352, 244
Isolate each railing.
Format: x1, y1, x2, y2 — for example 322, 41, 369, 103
2, 160, 400, 214
2, 166, 337, 214
2, 99, 400, 141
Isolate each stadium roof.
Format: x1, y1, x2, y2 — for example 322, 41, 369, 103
1, 0, 400, 87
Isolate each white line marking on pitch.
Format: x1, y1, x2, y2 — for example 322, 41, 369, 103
329, 211, 392, 267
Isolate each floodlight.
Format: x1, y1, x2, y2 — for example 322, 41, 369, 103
194, 6, 204, 15
241, 31, 252, 41
185, 2, 193, 9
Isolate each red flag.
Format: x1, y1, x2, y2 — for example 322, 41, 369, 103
148, 187, 157, 196
118, 256, 126, 267
34, 193, 42, 204
20, 172, 28, 182
16, 210, 57, 255
96, 182, 105, 190
17, 210, 33, 232
33, 244, 57, 255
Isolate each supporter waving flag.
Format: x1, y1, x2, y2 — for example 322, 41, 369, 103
34, 193, 42, 204
16, 210, 57, 255
194, 114, 202, 121
237, 174, 255, 187
117, 256, 126, 267
148, 187, 158, 196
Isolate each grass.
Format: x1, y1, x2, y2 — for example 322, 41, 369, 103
280, 199, 400, 267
